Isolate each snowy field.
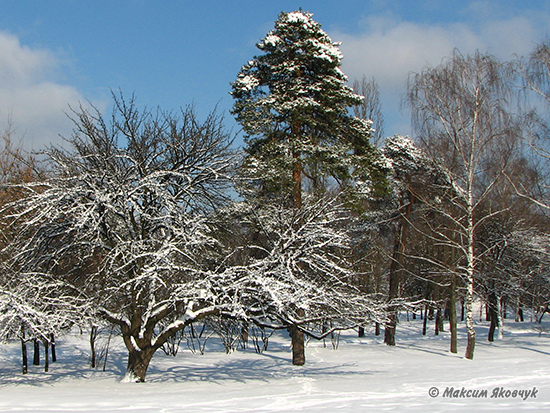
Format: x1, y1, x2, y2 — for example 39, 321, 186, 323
0, 315, 549, 412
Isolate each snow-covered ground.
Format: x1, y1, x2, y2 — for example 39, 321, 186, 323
1, 315, 549, 412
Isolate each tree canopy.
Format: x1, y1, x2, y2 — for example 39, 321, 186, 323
231, 10, 384, 204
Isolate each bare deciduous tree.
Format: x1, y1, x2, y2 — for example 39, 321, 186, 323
353, 76, 385, 146
4, 93, 240, 382
406, 49, 519, 359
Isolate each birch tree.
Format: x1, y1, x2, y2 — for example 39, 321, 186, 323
406, 50, 519, 359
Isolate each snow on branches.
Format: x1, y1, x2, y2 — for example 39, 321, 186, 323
231, 10, 385, 206
1, 93, 239, 381
217, 196, 387, 335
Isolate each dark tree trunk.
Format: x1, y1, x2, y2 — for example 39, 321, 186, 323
536, 305, 549, 323
461, 297, 465, 322
290, 118, 305, 364
465, 332, 476, 360
488, 317, 496, 342
436, 308, 444, 333
33, 339, 40, 366
384, 230, 401, 346
358, 326, 365, 337
90, 326, 98, 368
422, 305, 428, 336
375, 322, 380, 336
384, 315, 397, 346
43, 338, 49, 373
241, 322, 249, 349
488, 293, 499, 341
126, 348, 156, 382
21, 336, 28, 374
385, 193, 413, 346
435, 308, 444, 336
291, 321, 305, 366
444, 302, 450, 321
516, 304, 524, 322
292, 156, 302, 209
50, 333, 56, 362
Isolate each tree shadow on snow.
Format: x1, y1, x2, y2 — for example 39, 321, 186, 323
0, 340, 128, 387
145, 355, 385, 384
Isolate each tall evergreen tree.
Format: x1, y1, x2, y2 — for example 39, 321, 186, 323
231, 10, 384, 365
231, 10, 382, 206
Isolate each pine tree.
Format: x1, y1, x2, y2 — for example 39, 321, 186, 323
231, 10, 384, 365
231, 10, 382, 206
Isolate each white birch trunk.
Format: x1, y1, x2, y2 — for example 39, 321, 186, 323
497, 295, 504, 340
465, 201, 476, 360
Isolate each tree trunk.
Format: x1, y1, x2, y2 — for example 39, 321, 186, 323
43, 338, 49, 373
33, 338, 40, 366
291, 308, 306, 366
358, 326, 365, 337
384, 194, 413, 346
21, 336, 28, 374
422, 305, 428, 336
516, 300, 524, 322
291, 118, 303, 210
90, 326, 98, 368
464, 211, 476, 360
241, 322, 249, 349
488, 292, 503, 342
497, 296, 504, 340
384, 224, 402, 346
488, 306, 497, 342
464, 269, 476, 359
50, 333, 56, 362
126, 348, 156, 382
449, 276, 458, 353
375, 322, 380, 336
384, 315, 397, 345
290, 118, 305, 363
436, 308, 444, 333
384, 222, 403, 346
292, 157, 302, 209
291, 325, 305, 365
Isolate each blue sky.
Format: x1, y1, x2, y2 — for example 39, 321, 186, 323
1, 0, 549, 149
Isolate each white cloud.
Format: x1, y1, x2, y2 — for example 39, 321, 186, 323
0, 31, 85, 150
333, 10, 549, 137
